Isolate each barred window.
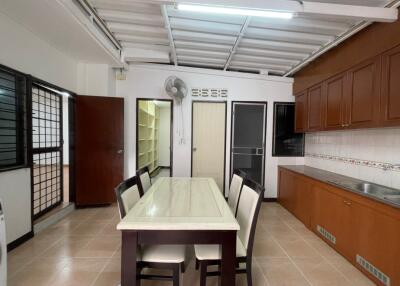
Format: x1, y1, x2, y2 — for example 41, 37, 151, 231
0, 66, 26, 169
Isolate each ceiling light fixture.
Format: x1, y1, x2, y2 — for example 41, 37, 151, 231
177, 4, 293, 19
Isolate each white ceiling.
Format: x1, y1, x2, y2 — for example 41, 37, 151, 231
89, 0, 397, 75
0, 0, 121, 65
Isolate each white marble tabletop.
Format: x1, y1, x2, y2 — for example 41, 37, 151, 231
117, 177, 240, 231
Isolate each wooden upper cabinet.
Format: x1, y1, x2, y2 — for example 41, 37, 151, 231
346, 57, 381, 128
307, 84, 323, 131
323, 73, 347, 130
381, 45, 400, 126
294, 91, 307, 132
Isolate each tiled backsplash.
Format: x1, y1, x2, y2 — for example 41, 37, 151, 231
305, 128, 400, 190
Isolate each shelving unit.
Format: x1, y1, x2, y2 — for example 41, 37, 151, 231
138, 100, 160, 173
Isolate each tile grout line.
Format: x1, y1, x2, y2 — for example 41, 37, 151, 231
282, 216, 360, 285
269, 231, 314, 286
253, 256, 272, 286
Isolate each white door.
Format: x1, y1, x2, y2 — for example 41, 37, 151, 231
192, 102, 226, 191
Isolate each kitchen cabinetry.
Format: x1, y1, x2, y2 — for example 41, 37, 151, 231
311, 184, 353, 260
323, 72, 347, 130
381, 45, 400, 126
294, 47, 400, 132
294, 91, 307, 132
278, 166, 400, 286
307, 84, 323, 131
346, 58, 381, 128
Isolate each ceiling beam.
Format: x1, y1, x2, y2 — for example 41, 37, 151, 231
224, 16, 251, 70
114, 0, 398, 22
240, 38, 319, 54
97, 9, 165, 26
161, 5, 178, 66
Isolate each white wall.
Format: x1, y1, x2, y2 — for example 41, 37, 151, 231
305, 128, 400, 189
77, 63, 117, 97
118, 64, 304, 198
0, 169, 31, 244
0, 11, 78, 92
158, 106, 171, 167
0, 12, 79, 244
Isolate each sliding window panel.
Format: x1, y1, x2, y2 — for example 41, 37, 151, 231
231, 102, 267, 186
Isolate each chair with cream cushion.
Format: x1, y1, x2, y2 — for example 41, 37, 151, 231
115, 176, 186, 286
194, 178, 264, 286
136, 166, 152, 193
228, 169, 247, 217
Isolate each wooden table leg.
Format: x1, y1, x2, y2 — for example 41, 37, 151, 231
220, 231, 236, 286
121, 231, 140, 286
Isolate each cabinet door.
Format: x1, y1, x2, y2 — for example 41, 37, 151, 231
324, 73, 346, 130
278, 169, 295, 212
381, 45, 400, 127
346, 58, 381, 128
352, 202, 400, 286
295, 91, 307, 132
292, 175, 312, 228
307, 84, 323, 131
312, 185, 353, 259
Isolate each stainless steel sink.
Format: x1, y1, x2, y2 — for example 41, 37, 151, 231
327, 180, 400, 206
352, 183, 399, 195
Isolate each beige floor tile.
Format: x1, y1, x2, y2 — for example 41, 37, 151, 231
279, 238, 321, 259
258, 257, 311, 286
39, 238, 92, 258
293, 257, 352, 286
92, 272, 121, 286
329, 257, 376, 286
76, 236, 120, 258
70, 222, 108, 236
253, 238, 288, 258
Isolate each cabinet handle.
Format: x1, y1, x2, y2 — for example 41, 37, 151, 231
347, 202, 352, 206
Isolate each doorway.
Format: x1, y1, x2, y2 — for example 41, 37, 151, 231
230, 102, 267, 186
31, 83, 70, 219
191, 101, 226, 191
136, 99, 173, 179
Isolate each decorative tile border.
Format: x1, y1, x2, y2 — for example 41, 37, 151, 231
305, 153, 400, 172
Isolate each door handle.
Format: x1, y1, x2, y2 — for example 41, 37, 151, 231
192, 147, 197, 152
117, 150, 124, 154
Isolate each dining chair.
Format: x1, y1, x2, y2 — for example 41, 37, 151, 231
137, 166, 152, 193
194, 178, 264, 286
228, 169, 247, 217
115, 176, 186, 286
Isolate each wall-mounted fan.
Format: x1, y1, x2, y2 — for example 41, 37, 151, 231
164, 76, 187, 103
164, 76, 187, 144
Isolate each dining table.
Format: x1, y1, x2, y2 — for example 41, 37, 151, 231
117, 177, 240, 286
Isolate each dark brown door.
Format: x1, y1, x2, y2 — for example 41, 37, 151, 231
381, 45, 400, 127
323, 73, 346, 130
346, 57, 381, 129
294, 91, 307, 132
307, 84, 323, 131
75, 95, 124, 206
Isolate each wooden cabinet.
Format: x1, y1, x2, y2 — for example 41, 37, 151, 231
278, 166, 400, 286
381, 45, 400, 126
323, 73, 347, 130
346, 58, 381, 128
278, 168, 312, 228
312, 184, 353, 259
352, 202, 400, 286
307, 84, 323, 131
294, 91, 308, 132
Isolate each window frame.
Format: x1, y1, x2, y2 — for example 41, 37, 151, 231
272, 101, 305, 157
0, 64, 28, 172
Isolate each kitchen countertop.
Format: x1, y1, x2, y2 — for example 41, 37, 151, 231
279, 165, 400, 209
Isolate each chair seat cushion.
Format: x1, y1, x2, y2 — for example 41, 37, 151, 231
194, 237, 246, 261
141, 245, 186, 263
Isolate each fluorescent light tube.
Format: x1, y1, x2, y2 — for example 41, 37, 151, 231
177, 4, 293, 19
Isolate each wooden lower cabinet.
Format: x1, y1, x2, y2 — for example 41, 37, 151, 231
278, 167, 400, 286
352, 202, 400, 286
311, 184, 353, 260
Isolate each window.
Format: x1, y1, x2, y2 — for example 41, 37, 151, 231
0, 66, 26, 170
272, 102, 304, 157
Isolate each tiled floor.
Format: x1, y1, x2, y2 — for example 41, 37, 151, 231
8, 203, 375, 286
